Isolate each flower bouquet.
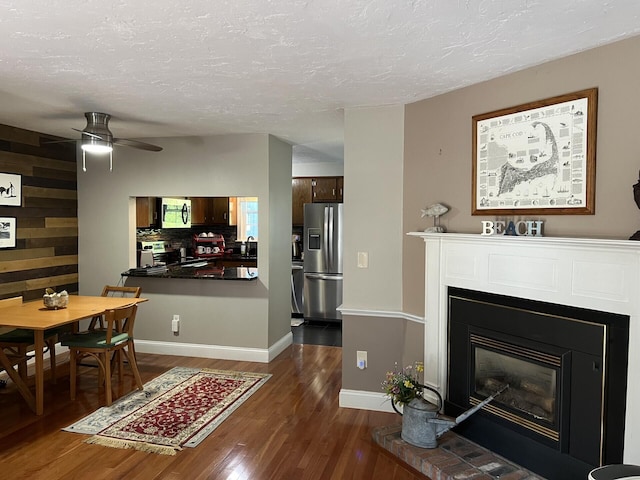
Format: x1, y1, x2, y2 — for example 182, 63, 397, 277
382, 361, 425, 406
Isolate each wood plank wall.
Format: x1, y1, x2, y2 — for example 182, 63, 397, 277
0, 124, 78, 302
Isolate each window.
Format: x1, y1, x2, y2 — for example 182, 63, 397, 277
237, 197, 258, 241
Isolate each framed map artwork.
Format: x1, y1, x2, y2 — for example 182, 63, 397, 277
472, 88, 597, 215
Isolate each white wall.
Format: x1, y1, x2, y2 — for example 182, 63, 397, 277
340, 105, 415, 401
292, 161, 344, 177
77, 134, 292, 354
342, 105, 405, 311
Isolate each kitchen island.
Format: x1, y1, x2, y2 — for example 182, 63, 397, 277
123, 260, 257, 281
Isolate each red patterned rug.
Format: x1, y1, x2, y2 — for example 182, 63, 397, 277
66, 367, 270, 455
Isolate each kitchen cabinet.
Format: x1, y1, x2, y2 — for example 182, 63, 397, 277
211, 197, 230, 224
312, 177, 340, 202
336, 177, 344, 202
190, 197, 210, 225
228, 197, 237, 226
136, 197, 157, 228
292, 177, 343, 226
190, 197, 231, 225
292, 178, 313, 226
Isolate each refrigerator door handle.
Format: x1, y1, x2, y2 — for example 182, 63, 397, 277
323, 205, 330, 268
304, 273, 343, 281
328, 205, 334, 268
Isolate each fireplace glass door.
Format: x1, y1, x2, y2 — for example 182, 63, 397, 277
470, 332, 563, 442
473, 340, 558, 426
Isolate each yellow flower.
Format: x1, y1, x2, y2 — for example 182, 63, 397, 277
403, 380, 414, 389
416, 362, 424, 373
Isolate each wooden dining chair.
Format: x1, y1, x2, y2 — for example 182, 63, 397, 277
87, 285, 142, 331
0, 296, 62, 383
62, 303, 144, 406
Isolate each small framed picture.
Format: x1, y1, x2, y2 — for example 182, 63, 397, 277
0, 173, 21, 207
0, 217, 16, 248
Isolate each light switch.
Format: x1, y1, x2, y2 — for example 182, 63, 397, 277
357, 251, 369, 268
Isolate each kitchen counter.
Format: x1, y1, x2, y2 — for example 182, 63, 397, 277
191, 254, 257, 268
122, 260, 258, 281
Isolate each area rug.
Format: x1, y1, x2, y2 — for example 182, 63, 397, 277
63, 366, 271, 455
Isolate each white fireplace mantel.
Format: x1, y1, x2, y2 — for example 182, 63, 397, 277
408, 232, 640, 464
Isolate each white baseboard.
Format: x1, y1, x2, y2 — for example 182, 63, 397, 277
135, 332, 293, 364
339, 389, 395, 413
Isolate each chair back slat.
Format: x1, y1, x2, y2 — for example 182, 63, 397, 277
0, 296, 23, 308
101, 286, 142, 298
0, 297, 23, 335
103, 303, 138, 344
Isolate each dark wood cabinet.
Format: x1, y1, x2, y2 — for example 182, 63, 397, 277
190, 197, 230, 225
136, 197, 157, 228
211, 197, 230, 224
292, 177, 343, 226
190, 197, 210, 225
312, 177, 340, 202
292, 178, 313, 226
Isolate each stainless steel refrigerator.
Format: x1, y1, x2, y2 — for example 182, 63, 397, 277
303, 203, 343, 322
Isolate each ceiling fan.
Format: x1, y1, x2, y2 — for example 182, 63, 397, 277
47, 112, 163, 172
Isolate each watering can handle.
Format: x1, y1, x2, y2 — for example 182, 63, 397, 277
421, 384, 444, 411
390, 384, 444, 416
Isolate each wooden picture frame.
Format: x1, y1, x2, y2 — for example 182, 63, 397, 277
0, 217, 16, 248
0, 173, 22, 207
472, 88, 597, 215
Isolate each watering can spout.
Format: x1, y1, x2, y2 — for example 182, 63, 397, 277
435, 383, 509, 439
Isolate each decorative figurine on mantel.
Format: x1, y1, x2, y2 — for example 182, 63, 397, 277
421, 203, 449, 233
631, 170, 640, 241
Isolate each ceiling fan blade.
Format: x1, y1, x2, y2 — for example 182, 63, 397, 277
41, 138, 78, 147
113, 138, 163, 152
72, 128, 104, 140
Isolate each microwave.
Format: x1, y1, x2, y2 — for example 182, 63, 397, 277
160, 197, 191, 228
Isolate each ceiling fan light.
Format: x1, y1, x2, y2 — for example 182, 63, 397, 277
81, 143, 113, 154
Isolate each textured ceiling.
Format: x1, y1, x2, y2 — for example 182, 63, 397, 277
1, 1, 640, 164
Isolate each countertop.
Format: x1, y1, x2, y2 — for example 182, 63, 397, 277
122, 260, 258, 281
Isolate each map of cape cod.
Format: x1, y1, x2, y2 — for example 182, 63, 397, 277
476, 97, 589, 211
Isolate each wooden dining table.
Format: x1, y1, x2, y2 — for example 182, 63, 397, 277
0, 295, 148, 415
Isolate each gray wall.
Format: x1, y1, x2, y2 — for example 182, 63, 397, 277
77, 133, 292, 352
403, 34, 640, 317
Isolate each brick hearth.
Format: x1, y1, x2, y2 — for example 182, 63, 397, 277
372, 424, 544, 479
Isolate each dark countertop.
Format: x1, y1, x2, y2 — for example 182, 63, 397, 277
122, 260, 258, 281
193, 253, 257, 262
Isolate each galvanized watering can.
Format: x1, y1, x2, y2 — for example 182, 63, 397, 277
392, 384, 508, 448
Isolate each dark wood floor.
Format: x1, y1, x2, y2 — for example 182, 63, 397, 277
291, 320, 342, 347
0, 344, 422, 479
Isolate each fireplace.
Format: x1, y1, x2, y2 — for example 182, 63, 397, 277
408, 232, 640, 479
446, 287, 629, 479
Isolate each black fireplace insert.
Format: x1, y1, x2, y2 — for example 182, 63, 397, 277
446, 287, 629, 480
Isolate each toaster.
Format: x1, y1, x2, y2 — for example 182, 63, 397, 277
138, 250, 155, 267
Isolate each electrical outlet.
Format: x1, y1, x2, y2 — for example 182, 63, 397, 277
172, 315, 180, 334
357, 252, 369, 268
357, 350, 367, 370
